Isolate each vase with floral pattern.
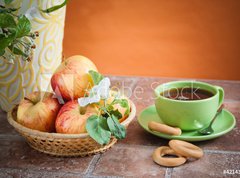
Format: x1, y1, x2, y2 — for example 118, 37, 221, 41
0, 0, 66, 111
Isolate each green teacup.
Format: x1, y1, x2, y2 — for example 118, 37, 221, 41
154, 81, 224, 131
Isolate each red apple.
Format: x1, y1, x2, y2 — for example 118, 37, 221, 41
51, 55, 98, 101
17, 91, 62, 132
55, 100, 98, 134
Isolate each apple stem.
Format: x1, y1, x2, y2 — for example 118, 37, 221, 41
24, 97, 35, 104
79, 106, 87, 115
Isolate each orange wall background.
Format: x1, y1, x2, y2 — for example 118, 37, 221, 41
63, 0, 240, 80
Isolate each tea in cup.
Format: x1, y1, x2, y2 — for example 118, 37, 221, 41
154, 81, 224, 131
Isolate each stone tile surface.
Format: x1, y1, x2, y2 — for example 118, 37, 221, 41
0, 76, 239, 177
119, 118, 169, 146
92, 145, 166, 177
0, 168, 84, 178
171, 152, 240, 178
0, 137, 92, 174
108, 75, 138, 98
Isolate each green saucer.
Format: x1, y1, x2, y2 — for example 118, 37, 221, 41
138, 105, 236, 142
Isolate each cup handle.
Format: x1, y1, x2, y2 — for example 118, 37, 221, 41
215, 86, 224, 108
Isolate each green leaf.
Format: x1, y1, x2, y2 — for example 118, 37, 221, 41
0, 8, 9, 13
110, 109, 122, 120
16, 15, 31, 38
120, 99, 128, 107
113, 99, 127, 107
107, 115, 126, 139
0, 29, 16, 50
99, 115, 110, 131
124, 108, 130, 116
0, 8, 19, 13
122, 100, 130, 115
86, 115, 111, 145
112, 99, 130, 115
0, 49, 5, 56
89, 70, 104, 85
4, 0, 14, 4
0, 13, 16, 28
8, 45, 28, 57
8, 7, 19, 12
106, 104, 114, 112
0, 9, 7, 14
41, 0, 68, 13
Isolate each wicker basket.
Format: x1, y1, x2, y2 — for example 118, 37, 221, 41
7, 100, 136, 157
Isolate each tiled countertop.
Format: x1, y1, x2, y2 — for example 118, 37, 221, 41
1, 76, 240, 178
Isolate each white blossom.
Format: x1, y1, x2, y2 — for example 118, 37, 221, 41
78, 77, 111, 107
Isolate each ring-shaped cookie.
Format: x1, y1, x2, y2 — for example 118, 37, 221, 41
169, 140, 204, 159
148, 121, 182, 136
152, 146, 187, 167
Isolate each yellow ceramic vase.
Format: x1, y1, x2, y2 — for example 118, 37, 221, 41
0, 0, 66, 111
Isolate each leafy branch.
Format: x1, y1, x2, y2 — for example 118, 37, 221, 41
81, 71, 130, 145
0, 0, 68, 64
86, 99, 127, 145
0, 4, 38, 64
